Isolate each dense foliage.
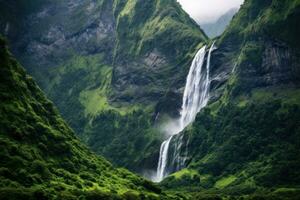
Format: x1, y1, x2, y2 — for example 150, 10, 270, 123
160, 0, 300, 198
161, 90, 300, 197
0, 0, 208, 172
220, 0, 300, 48
1, 0, 300, 199
44, 54, 162, 172
0, 37, 169, 199
113, 0, 207, 59
86, 109, 161, 171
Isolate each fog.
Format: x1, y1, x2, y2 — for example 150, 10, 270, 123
177, 0, 244, 24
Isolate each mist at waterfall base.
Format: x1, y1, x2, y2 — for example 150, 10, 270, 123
151, 43, 215, 182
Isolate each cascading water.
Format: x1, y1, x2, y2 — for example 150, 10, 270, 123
154, 43, 215, 182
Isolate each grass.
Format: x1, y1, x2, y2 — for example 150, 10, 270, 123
251, 87, 300, 105
234, 87, 300, 108
78, 65, 113, 117
172, 169, 198, 179
214, 176, 237, 189
79, 88, 110, 116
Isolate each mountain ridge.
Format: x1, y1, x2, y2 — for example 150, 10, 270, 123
1, 0, 300, 199
161, 0, 300, 197
200, 7, 239, 38
0, 36, 170, 199
0, 0, 208, 173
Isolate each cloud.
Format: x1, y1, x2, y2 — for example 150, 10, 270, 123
177, 0, 244, 24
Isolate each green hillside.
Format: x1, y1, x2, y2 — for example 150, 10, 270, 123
0, 0, 208, 172
0, 37, 169, 200
1, 0, 300, 199
161, 0, 300, 198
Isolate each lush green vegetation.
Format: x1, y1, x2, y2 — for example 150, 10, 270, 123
114, 0, 207, 59
44, 52, 161, 171
1, 0, 300, 199
219, 0, 300, 48
86, 109, 161, 171
160, 1, 300, 198
0, 37, 172, 199
25, 0, 208, 173
161, 97, 300, 197
0, 0, 208, 173
112, 0, 208, 104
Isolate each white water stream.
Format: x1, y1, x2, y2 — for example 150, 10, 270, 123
154, 43, 215, 182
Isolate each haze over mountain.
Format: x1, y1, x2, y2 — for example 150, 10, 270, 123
200, 7, 239, 38
177, 0, 244, 24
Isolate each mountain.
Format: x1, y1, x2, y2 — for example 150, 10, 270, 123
0, 0, 208, 174
1, 0, 300, 199
200, 8, 239, 38
161, 0, 300, 197
0, 36, 168, 199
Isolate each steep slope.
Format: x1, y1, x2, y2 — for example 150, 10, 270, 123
112, 0, 207, 103
161, 0, 300, 197
200, 8, 239, 38
0, 37, 169, 199
208, 0, 300, 100
0, 0, 208, 173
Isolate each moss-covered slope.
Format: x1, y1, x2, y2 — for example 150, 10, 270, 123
209, 0, 300, 101
161, 0, 300, 198
112, 0, 207, 103
0, 37, 170, 199
0, 0, 208, 173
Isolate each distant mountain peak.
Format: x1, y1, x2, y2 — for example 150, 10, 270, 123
200, 7, 239, 38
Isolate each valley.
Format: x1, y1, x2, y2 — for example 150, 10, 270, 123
0, 0, 300, 199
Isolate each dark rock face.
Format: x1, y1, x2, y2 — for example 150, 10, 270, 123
1, 0, 207, 108
208, 38, 300, 102
154, 90, 183, 120
233, 39, 300, 95
260, 40, 300, 85
111, 50, 169, 104
209, 41, 238, 101
10, 0, 116, 73
206, 0, 300, 101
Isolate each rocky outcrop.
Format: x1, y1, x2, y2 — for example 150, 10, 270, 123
209, 41, 237, 101
260, 40, 300, 85
10, 0, 116, 73
207, 0, 300, 101
1, 0, 207, 107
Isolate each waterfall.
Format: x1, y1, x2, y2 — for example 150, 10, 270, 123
154, 43, 215, 182
156, 135, 174, 181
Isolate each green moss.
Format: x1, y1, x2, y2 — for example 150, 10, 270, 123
251, 87, 300, 105
172, 97, 300, 193
231, 87, 300, 109
238, 42, 263, 67
78, 65, 113, 116
79, 88, 110, 116
214, 176, 237, 189
171, 169, 198, 179
114, 0, 207, 59
220, 0, 300, 48
0, 37, 170, 199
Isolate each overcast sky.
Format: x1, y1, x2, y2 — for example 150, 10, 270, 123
177, 0, 244, 24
